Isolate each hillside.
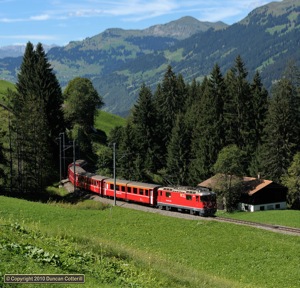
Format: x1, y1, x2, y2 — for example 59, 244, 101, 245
1, 195, 300, 288
0, 0, 299, 116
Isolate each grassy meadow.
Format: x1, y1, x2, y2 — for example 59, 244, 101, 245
1, 195, 300, 288
94, 110, 126, 136
217, 210, 300, 228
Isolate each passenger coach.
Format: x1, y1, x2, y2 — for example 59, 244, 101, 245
68, 161, 217, 216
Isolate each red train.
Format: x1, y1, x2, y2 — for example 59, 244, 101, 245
68, 160, 217, 216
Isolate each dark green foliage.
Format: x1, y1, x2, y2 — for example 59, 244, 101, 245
0, 130, 7, 190
63, 77, 104, 132
213, 145, 245, 212
189, 65, 225, 183
166, 113, 192, 185
281, 152, 300, 209
153, 66, 186, 168
10, 42, 64, 194
108, 60, 300, 212
132, 84, 158, 173
250, 71, 269, 147
224, 56, 254, 152
63, 77, 104, 164
35, 43, 65, 141
261, 77, 300, 182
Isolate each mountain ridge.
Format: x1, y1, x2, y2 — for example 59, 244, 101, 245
0, 0, 299, 116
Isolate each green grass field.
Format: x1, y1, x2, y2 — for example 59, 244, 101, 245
217, 210, 300, 228
0, 196, 299, 288
94, 110, 126, 136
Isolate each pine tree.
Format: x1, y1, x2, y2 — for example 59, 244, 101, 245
250, 71, 268, 147
189, 65, 225, 183
35, 43, 65, 140
248, 71, 269, 176
261, 78, 299, 182
132, 83, 157, 172
117, 123, 138, 180
153, 66, 186, 169
166, 113, 192, 185
224, 56, 254, 151
11, 42, 64, 193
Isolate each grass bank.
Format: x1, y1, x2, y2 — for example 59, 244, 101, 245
0, 196, 299, 287
216, 210, 300, 228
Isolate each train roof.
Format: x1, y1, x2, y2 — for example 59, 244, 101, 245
158, 186, 214, 195
69, 165, 95, 178
105, 178, 161, 189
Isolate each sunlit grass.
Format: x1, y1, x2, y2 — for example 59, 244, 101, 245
1, 196, 300, 288
216, 209, 300, 228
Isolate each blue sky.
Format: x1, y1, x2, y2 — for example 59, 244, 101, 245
0, 0, 277, 47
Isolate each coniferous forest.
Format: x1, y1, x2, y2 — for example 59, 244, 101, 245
0, 42, 300, 210
101, 57, 300, 209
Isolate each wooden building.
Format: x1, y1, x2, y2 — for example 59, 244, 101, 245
199, 175, 287, 212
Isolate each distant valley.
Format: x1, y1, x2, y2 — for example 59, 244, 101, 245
0, 0, 299, 116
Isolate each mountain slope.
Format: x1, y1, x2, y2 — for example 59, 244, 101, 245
0, 1, 299, 116
93, 0, 300, 115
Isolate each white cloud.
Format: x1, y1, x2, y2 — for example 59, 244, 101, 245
1, 0, 276, 25
30, 14, 51, 21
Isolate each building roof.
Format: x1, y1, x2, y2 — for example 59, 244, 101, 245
199, 174, 274, 196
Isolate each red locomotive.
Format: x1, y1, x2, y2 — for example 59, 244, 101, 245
68, 160, 217, 216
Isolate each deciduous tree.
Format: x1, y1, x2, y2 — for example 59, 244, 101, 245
213, 145, 245, 212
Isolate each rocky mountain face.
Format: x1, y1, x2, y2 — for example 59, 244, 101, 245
0, 0, 299, 116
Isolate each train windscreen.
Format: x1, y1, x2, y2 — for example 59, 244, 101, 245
200, 194, 216, 202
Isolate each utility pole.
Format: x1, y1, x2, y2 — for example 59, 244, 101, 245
62, 132, 66, 178
113, 142, 116, 206
73, 139, 76, 192
58, 134, 62, 183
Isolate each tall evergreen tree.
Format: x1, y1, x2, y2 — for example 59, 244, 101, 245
189, 65, 225, 183
261, 78, 299, 182
248, 71, 269, 176
35, 43, 65, 140
224, 56, 254, 153
166, 113, 192, 186
153, 66, 185, 168
250, 71, 269, 147
132, 83, 157, 172
11, 42, 64, 193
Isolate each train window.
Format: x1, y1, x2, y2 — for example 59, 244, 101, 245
160, 191, 162, 196
128, 187, 131, 193
186, 195, 192, 200
139, 189, 143, 195
196, 196, 199, 202
121, 186, 125, 192
166, 192, 171, 198
133, 188, 137, 194
116, 185, 119, 191
110, 184, 114, 190
145, 190, 149, 196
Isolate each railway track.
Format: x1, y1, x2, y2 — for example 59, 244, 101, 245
214, 216, 300, 236
63, 182, 300, 236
